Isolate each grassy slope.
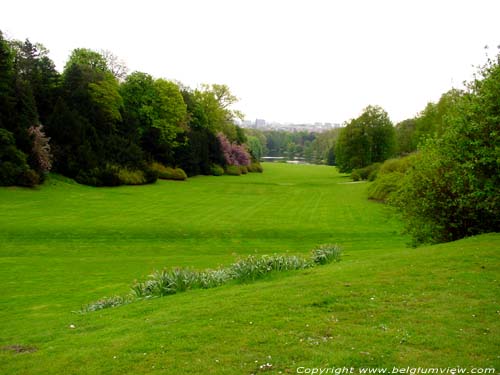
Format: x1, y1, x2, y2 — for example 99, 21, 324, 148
0, 163, 498, 374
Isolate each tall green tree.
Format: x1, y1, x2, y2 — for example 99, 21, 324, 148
120, 72, 187, 163
10, 39, 60, 125
0, 31, 15, 131
336, 105, 395, 172
46, 49, 124, 178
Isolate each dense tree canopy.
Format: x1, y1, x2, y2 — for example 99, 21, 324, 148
0, 31, 254, 186
335, 105, 395, 172
387, 53, 500, 244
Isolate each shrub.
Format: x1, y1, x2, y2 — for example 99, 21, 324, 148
247, 162, 264, 173
142, 166, 159, 184
0, 128, 38, 187
98, 165, 122, 186
117, 168, 146, 185
379, 157, 412, 175
17, 169, 40, 187
225, 165, 241, 176
170, 168, 187, 181
367, 172, 404, 201
210, 164, 224, 176
351, 163, 381, 181
75, 165, 121, 187
151, 162, 187, 180
239, 166, 248, 174
351, 170, 361, 181
366, 156, 413, 201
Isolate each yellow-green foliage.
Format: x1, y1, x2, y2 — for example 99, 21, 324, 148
117, 168, 146, 185
225, 165, 241, 176
351, 162, 381, 181
151, 162, 187, 180
367, 156, 412, 201
247, 162, 264, 173
239, 166, 248, 174
210, 164, 224, 176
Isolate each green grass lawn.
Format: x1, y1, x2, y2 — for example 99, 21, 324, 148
0, 163, 498, 374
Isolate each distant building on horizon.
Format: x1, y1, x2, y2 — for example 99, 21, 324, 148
255, 119, 266, 127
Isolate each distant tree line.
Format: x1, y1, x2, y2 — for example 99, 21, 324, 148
252, 49, 498, 246
245, 128, 340, 165
0, 31, 261, 187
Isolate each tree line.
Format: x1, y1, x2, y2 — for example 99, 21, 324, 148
0, 31, 261, 187
340, 51, 499, 246
244, 128, 339, 165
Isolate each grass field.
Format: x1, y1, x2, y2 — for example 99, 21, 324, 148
0, 163, 498, 374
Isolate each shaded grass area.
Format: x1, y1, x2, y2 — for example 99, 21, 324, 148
0, 164, 498, 373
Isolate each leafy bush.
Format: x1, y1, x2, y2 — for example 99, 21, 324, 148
367, 156, 412, 201
351, 169, 361, 181
247, 162, 264, 173
142, 166, 159, 184
151, 162, 187, 180
378, 157, 412, 175
351, 162, 381, 181
225, 165, 241, 176
17, 169, 40, 187
239, 166, 248, 174
75, 166, 122, 187
367, 172, 405, 201
99, 165, 122, 186
117, 168, 146, 185
210, 164, 224, 176
0, 128, 38, 187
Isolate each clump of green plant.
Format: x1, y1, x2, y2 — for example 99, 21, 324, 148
225, 165, 241, 176
210, 164, 224, 176
197, 269, 232, 289
367, 156, 412, 201
351, 162, 381, 181
76, 164, 157, 186
83, 244, 342, 312
151, 162, 187, 181
239, 165, 248, 174
229, 254, 311, 282
0, 128, 40, 187
81, 295, 130, 312
117, 168, 146, 185
311, 244, 342, 265
131, 268, 233, 298
247, 162, 264, 173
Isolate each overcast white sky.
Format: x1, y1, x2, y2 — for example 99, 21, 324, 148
1, 0, 499, 124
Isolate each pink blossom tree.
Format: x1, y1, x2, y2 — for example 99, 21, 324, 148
217, 132, 251, 166
28, 124, 52, 173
